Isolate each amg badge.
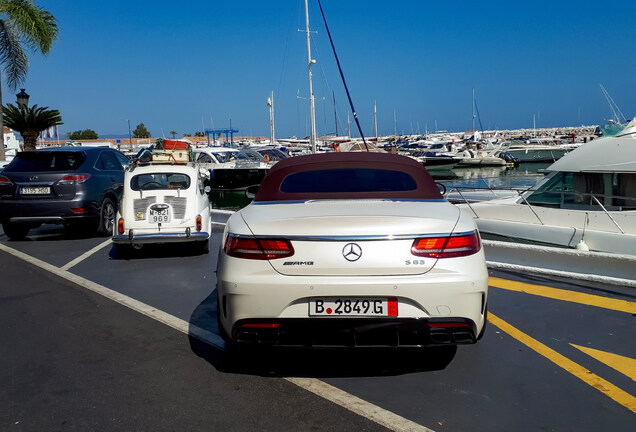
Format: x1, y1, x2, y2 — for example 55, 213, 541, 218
283, 261, 314, 266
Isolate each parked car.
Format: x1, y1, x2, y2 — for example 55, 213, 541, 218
112, 162, 212, 256
216, 152, 488, 349
0, 147, 129, 239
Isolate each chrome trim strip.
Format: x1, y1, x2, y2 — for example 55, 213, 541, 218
227, 231, 476, 242
251, 198, 447, 205
112, 231, 210, 244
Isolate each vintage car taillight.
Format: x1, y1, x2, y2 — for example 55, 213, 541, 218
118, 218, 125, 234
0, 175, 12, 185
411, 231, 481, 258
196, 215, 202, 231
224, 234, 294, 260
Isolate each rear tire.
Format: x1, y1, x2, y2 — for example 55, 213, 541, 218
2, 222, 30, 240
97, 197, 117, 236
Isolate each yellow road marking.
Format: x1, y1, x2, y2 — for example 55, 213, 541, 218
488, 312, 636, 414
489, 277, 636, 314
571, 344, 636, 382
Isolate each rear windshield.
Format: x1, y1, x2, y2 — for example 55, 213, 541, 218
280, 168, 417, 194
131, 173, 191, 191
4, 152, 86, 172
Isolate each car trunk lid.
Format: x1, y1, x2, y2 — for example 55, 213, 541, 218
239, 200, 461, 276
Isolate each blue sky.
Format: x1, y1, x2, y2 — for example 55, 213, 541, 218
15, 0, 636, 139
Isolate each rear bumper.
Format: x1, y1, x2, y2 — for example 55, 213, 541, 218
113, 231, 210, 244
0, 198, 99, 224
230, 317, 478, 347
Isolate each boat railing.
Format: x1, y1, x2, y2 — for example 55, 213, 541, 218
448, 187, 630, 234
590, 195, 625, 234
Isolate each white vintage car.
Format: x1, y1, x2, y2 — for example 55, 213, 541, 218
112, 162, 212, 256
216, 152, 488, 349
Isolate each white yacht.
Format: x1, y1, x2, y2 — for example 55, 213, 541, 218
457, 125, 636, 255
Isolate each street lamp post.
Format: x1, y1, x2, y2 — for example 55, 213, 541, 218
16, 89, 30, 108
127, 119, 132, 149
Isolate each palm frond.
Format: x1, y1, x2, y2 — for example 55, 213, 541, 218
0, 0, 59, 54
0, 19, 28, 88
3, 103, 63, 133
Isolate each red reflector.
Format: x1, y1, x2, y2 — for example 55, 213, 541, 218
411, 232, 480, 258
428, 322, 470, 328
387, 298, 398, 316
224, 235, 294, 260
241, 323, 280, 328
71, 208, 86, 214
118, 218, 125, 234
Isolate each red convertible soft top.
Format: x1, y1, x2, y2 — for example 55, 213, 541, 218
254, 152, 443, 202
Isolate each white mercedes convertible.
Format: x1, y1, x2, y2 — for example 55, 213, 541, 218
216, 152, 488, 348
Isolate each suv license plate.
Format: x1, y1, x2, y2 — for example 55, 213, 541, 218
20, 186, 51, 195
149, 209, 170, 223
309, 297, 398, 317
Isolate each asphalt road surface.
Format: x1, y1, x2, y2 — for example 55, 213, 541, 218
1, 223, 634, 431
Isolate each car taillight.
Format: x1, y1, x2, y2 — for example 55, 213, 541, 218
196, 215, 202, 231
58, 174, 91, 185
0, 176, 12, 185
118, 218, 125, 234
411, 232, 481, 258
224, 235, 294, 260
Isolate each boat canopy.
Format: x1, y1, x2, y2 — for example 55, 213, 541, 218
547, 136, 636, 173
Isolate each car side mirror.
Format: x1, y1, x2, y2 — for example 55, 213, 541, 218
245, 185, 259, 199
204, 185, 211, 194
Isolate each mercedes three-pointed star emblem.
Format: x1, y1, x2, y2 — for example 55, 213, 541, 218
342, 243, 362, 262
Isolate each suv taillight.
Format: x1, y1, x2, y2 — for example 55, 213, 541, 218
411, 232, 481, 258
224, 235, 294, 260
0, 176, 12, 185
58, 174, 91, 185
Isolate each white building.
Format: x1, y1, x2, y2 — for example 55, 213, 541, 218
3, 127, 22, 155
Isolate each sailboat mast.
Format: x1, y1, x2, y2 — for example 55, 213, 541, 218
333, 92, 338, 136
304, 0, 317, 153
374, 101, 378, 139
472, 88, 476, 131
267, 91, 276, 146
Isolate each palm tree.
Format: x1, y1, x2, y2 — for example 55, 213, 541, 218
3, 103, 62, 151
170, 130, 177, 138
0, 1, 58, 160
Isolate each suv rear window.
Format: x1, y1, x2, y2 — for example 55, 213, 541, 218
4, 152, 86, 172
131, 173, 191, 191
280, 168, 417, 193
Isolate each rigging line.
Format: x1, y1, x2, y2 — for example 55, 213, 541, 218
474, 97, 484, 132
276, 3, 298, 105
316, 0, 369, 151
312, 34, 347, 135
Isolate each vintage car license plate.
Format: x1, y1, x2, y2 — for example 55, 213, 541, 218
149, 208, 170, 223
20, 186, 51, 195
309, 297, 398, 317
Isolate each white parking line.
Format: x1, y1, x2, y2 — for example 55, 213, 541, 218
0, 242, 435, 432
60, 238, 114, 271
